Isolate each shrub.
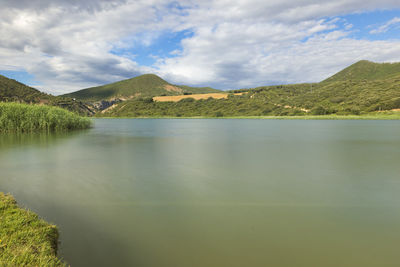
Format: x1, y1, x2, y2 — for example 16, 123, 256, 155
215, 111, 224, 117
311, 106, 327, 115
179, 98, 195, 103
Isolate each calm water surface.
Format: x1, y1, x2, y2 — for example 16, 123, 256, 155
1, 119, 400, 267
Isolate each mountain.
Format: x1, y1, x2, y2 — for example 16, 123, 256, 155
0, 75, 94, 116
62, 74, 221, 101
0, 75, 50, 103
3, 60, 400, 118
100, 60, 400, 117
323, 60, 400, 83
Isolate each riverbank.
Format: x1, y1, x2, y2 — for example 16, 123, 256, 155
0, 193, 65, 266
98, 112, 400, 120
0, 102, 91, 133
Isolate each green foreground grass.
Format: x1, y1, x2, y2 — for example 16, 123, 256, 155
0, 102, 91, 133
0, 193, 65, 266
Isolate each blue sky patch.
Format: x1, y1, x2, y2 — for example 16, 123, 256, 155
111, 29, 194, 66
338, 9, 400, 40
0, 70, 41, 87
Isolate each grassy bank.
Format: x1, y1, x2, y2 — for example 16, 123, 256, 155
0, 102, 91, 133
0, 193, 65, 266
99, 113, 400, 120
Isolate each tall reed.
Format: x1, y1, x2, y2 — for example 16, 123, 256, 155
0, 102, 91, 133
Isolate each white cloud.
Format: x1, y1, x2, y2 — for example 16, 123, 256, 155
370, 17, 400, 34
0, 0, 179, 93
156, 29, 400, 89
1, 0, 400, 93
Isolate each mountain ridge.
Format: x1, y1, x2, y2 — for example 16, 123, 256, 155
62, 74, 221, 101
100, 60, 400, 117
0, 74, 49, 103
323, 60, 400, 83
2, 60, 400, 117
0, 74, 95, 115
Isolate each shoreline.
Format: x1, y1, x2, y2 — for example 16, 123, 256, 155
95, 114, 400, 120
0, 193, 64, 266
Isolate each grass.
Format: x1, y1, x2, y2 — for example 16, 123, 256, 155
0, 102, 91, 133
0, 193, 65, 266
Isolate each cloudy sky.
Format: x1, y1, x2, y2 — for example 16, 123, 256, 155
1, 0, 400, 94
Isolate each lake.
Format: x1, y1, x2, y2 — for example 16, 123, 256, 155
1, 119, 400, 267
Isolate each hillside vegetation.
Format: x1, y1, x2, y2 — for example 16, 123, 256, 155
100, 60, 400, 117
0, 75, 95, 116
63, 74, 221, 101
0, 193, 65, 266
323, 60, 400, 83
0, 103, 91, 132
2, 60, 400, 118
0, 75, 50, 103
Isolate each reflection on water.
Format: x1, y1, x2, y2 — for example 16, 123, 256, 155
0, 130, 87, 150
1, 119, 400, 267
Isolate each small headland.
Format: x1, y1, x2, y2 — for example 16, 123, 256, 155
0, 193, 65, 266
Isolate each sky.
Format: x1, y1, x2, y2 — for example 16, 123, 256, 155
1, 1, 400, 94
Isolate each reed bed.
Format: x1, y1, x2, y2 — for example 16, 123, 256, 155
0, 102, 91, 133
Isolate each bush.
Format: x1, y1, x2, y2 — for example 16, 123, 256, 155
179, 98, 195, 103
311, 106, 327, 115
215, 111, 224, 117
138, 97, 154, 103
393, 98, 400, 109
329, 97, 345, 103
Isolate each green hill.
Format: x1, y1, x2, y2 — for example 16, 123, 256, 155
323, 60, 400, 83
3, 60, 400, 118
0, 75, 94, 116
0, 75, 50, 103
100, 60, 400, 118
63, 74, 220, 101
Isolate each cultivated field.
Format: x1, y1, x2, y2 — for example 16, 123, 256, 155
153, 93, 243, 102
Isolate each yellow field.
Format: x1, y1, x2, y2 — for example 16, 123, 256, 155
153, 93, 243, 102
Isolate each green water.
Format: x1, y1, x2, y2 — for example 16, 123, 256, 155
1, 119, 400, 267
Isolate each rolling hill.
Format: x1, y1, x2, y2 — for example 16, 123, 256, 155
323, 60, 400, 83
0, 75, 50, 103
0, 75, 94, 115
100, 60, 400, 117
62, 74, 221, 101
2, 60, 400, 118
